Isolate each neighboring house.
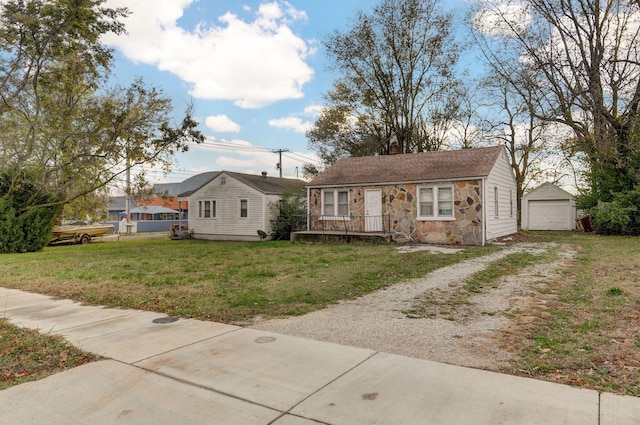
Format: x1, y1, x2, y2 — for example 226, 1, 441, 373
305, 145, 517, 245
125, 206, 181, 221
147, 171, 222, 220
179, 171, 306, 241
107, 196, 137, 221
521, 182, 577, 231
111, 172, 222, 220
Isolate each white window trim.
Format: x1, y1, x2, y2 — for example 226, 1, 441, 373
239, 198, 248, 219
416, 184, 455, 221
321, 189, 350, 219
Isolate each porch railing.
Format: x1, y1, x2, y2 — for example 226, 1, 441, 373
292, 214, 391, 235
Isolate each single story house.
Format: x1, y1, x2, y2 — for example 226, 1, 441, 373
123, 206, 182, 221
521, 182, 577, 231
107, 196, 137, 221
179, 171, 306, 241
304, 145, 517, 245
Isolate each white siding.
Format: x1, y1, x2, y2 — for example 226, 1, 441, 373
187, 173, 269, 241
485, 148, 518, 240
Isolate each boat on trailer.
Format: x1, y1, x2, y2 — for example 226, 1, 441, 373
50, 223, 114, 245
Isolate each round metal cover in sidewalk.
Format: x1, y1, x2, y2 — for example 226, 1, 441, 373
152, 317, 179, 324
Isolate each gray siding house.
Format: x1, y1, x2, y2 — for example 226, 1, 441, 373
180, 171, 306, 241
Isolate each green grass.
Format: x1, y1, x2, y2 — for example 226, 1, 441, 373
0, 238, 497, 390
3, 232, 640, 396
503, 232, 640, 396
0, 238, 493, 323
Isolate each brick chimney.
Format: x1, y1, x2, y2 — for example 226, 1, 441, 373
389, 133, 401, 155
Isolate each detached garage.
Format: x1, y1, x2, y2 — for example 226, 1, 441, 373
521, 183, 577, 231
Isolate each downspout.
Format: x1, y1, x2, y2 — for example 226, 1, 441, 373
481, 178, 486, 246
306, 186, 310, 231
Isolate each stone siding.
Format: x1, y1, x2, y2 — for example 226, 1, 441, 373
308, 180, 484, 245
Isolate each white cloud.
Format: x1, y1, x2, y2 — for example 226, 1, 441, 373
473, 1, 531, 37
268, 103, 321, 133
302, 104, 323, 116
268, 116, 313, 133
205, 115, 241, 133
104, 0, 314, 108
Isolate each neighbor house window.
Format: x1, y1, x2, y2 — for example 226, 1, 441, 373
240, 199, 248, 218
198, 200, 216, 218
322, 189, 349, 216
417, 185, 454, 220
494, 187, 499, 217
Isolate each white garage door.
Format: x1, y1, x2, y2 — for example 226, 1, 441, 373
528, 200, 571, 230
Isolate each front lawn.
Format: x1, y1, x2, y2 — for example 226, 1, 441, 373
0, 238, 492, 323
2, 233, 639, 396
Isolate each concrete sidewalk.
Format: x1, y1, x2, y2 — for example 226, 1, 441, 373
1, 286, 638, 424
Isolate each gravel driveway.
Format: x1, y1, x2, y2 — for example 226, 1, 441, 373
252, 243, 574, 370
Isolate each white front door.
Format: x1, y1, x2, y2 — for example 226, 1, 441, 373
365, 189, 382, 232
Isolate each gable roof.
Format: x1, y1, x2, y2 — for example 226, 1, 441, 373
154, 171, 221, 197
523, 182, 575, 201
178, 171, 306, 197
224, 171, 306, 195
309, 145, 505, 187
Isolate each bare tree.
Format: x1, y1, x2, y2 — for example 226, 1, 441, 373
470, 0, 640, 206
481, 68, 566, 223
308, 0, 462, 166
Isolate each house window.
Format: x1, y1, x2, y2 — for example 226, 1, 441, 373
322, 190, 349, 216
494, 187, 499, 217
417, 185, 454, 220
337, 191, 349, 215
438, 187, 453, 216
419, 187, 434, 216
240, 199, 248, 218
199, 200, 216, 218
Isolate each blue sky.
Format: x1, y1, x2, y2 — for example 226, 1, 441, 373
102, 0, 470, 184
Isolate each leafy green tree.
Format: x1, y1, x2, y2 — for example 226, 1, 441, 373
308, 0, 462, 167
589, 187, 640, 235
0, 170, 62, 253
270, 190, 307, 241
0, 0, 203, 231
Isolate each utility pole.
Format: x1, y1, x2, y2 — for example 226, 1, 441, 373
272, 149, 290, 178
